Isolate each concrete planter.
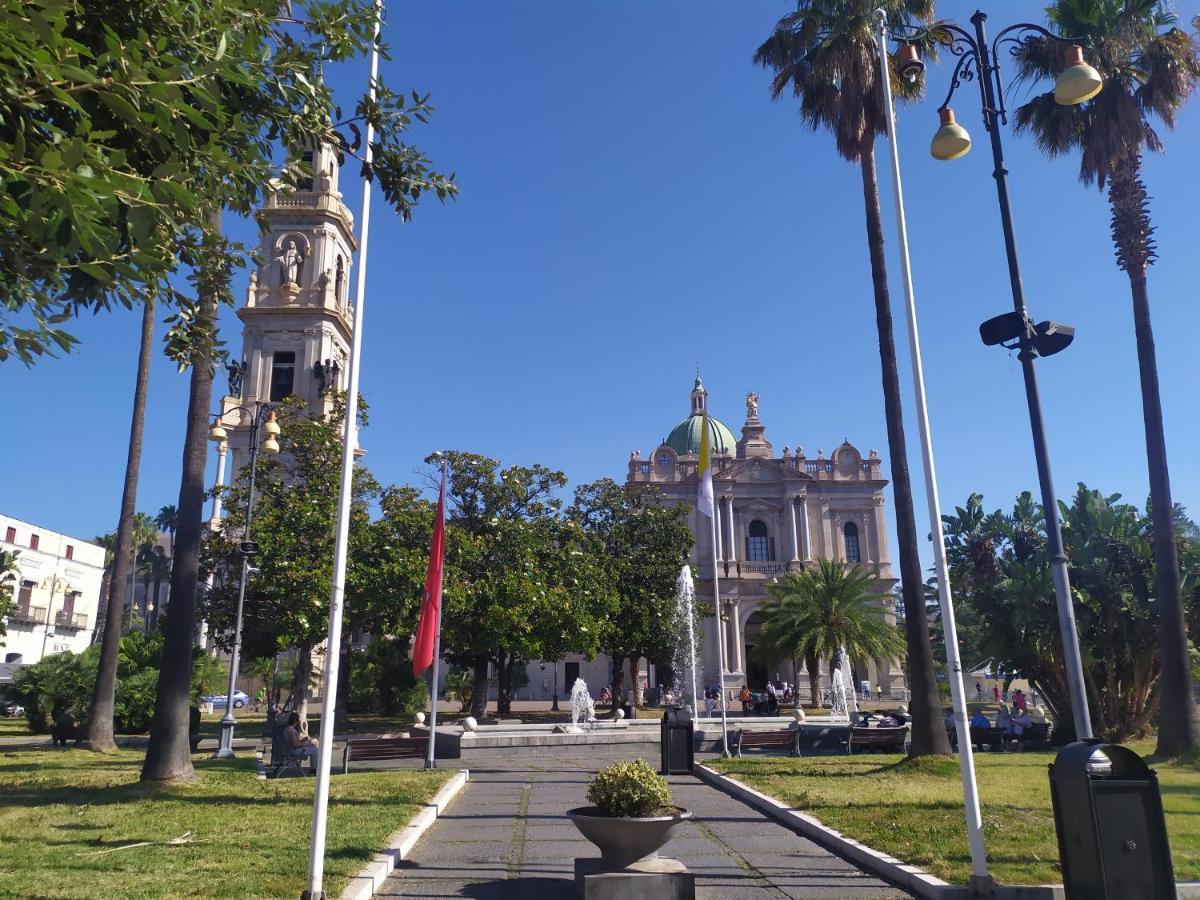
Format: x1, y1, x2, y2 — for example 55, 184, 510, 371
566, 806, 692, 869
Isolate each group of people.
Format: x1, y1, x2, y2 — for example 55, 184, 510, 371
951, 692, 1041, 740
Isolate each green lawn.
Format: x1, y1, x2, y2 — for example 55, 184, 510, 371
0, 717, 33, 738
711, 742, 1200, 886
0, 748, 453, 899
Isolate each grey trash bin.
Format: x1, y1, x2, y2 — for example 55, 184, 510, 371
661, 706, 694, 775
1049, 740, 1174, 900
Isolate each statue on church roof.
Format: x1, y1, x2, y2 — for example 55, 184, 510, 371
277, 239, 304, 286
227, 359, 246, 397
745, 390, 759, 420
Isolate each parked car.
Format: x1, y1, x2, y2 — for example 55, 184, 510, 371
1, 700, 24, 717
201, 691, 249, 709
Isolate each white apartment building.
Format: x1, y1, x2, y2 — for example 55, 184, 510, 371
1, 514, 106, 665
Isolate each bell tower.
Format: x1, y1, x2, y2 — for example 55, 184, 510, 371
219, 139, 358, 474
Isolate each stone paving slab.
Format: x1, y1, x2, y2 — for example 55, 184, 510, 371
377, 746, 911, 899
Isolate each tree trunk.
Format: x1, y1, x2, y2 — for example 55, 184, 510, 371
496, 650, 511, 715
1105, 158, 1199, 755
141, 215, 222, 783
82, 297, 155, 752
629, 656, 644, 707
469, 656, 489, 719
334, 636, 351, 731
858, 147, 951, 755
1129, 270, 1200, 754
805, 652, 821, 709
611, 655, 626, 709
151, 572, 162, 632
294, 647, 312, 721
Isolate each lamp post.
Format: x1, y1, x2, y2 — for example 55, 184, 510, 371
893, 10, 1102, 739
210, 403, 281, 758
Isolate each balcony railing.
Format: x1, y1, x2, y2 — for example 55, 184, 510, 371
55, 611, 88, 630
9, 605, 47, 625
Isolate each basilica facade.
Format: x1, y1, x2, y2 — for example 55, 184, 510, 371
526, 378, 906, 705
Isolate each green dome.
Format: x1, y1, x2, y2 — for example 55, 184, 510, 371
666, 414, 736, 456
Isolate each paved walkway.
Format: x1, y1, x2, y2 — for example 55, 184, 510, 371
379, 747, 909, 899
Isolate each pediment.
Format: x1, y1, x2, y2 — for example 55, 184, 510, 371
714, 457, 787, 484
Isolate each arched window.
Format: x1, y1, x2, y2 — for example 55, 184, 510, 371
843, 521, 861, 563
747, 520, 772, 561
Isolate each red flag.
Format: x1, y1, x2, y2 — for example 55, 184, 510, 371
412, 469, 446, 677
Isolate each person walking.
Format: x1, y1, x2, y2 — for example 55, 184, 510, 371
740, 684, 752, 714
1012, 689, 1027, 715
704, 686, 716, 719
992, 683, 1001, 704
975, 682, 984, 702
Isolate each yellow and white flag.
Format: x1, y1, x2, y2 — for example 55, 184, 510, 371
697, 413, 714, 518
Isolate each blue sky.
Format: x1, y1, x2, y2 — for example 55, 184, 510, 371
4, 1, 1198, 576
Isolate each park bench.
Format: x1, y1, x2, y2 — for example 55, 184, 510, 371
340, 736, 428, 773
730, 728, 798, 757
949, 726, 1006, 752
847, 726, 907, 754
1014, 723, 1051, 751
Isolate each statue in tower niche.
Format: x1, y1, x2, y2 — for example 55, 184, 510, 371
226, 359, 246, 397
277, 239, 304, 287
745, 390, 760, 420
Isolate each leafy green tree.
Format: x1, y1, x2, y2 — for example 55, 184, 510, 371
568, 479, 693, 706
753, 561, 906, 701
0, 1, 456, 363
753, 0, 949, 756
1013, 0, 1200, 757
434, 451, 605, 717
944, 485, 1200, 741
199, 396, 379, 718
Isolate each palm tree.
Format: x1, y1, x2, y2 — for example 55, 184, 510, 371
142, 211, 221, 784
155, 505, 178, 557
754, 0, 950, 754
1014, 0, 1200, 756
754, 561, 906, 703
82, 300, 156, 752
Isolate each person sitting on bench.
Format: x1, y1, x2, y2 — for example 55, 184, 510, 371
285, 712, 319, 765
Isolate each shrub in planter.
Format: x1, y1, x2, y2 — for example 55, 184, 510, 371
586, 759, 674, 818
114, 668, 159, 733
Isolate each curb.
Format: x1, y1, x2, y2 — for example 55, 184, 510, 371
694, 764, 1200, 900
339, 768, 470, 900
694, 763, 962, 899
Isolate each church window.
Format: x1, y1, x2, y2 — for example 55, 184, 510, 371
747, 520, 771, 561
844, 522, 861, 563
269, 351, 296, 402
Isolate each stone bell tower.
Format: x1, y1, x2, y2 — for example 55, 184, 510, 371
219, 138, 358, 475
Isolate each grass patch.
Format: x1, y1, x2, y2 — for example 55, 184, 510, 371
0, 717, 33, 738
0, 747, 452, 898
711, 740, 1200, 885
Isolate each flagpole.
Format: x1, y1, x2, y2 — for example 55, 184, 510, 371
425, 457, 448, 770
875, 10, 988, 888
304, 3, 381, 896
709, 511, 730, 757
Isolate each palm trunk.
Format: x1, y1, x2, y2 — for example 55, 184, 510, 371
142, 215, 222, 783
1131, 268, 1198, 754
805, 652, 820, 709
82, 298, 155, 751
1107, 159, 1199, 755
858, 146, 950, 755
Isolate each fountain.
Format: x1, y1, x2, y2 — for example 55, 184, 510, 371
669, 566, 700, 717
556, 677, 597, 733
830, 647, 859, 722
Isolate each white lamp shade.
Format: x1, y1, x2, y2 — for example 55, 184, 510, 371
262, 414, 281, 437
209, 422, 228, 442
931, 108, 971, 161
262, 436, 281, 455
1054, 48, 1103, 105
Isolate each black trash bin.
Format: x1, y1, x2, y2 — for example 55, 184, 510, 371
661, 706, 694, 775
622, 702, 636, 720
1049, 740, 1174, 900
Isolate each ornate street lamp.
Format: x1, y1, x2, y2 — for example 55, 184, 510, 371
891, 11, 1101, 740
210, 403, 281, 758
